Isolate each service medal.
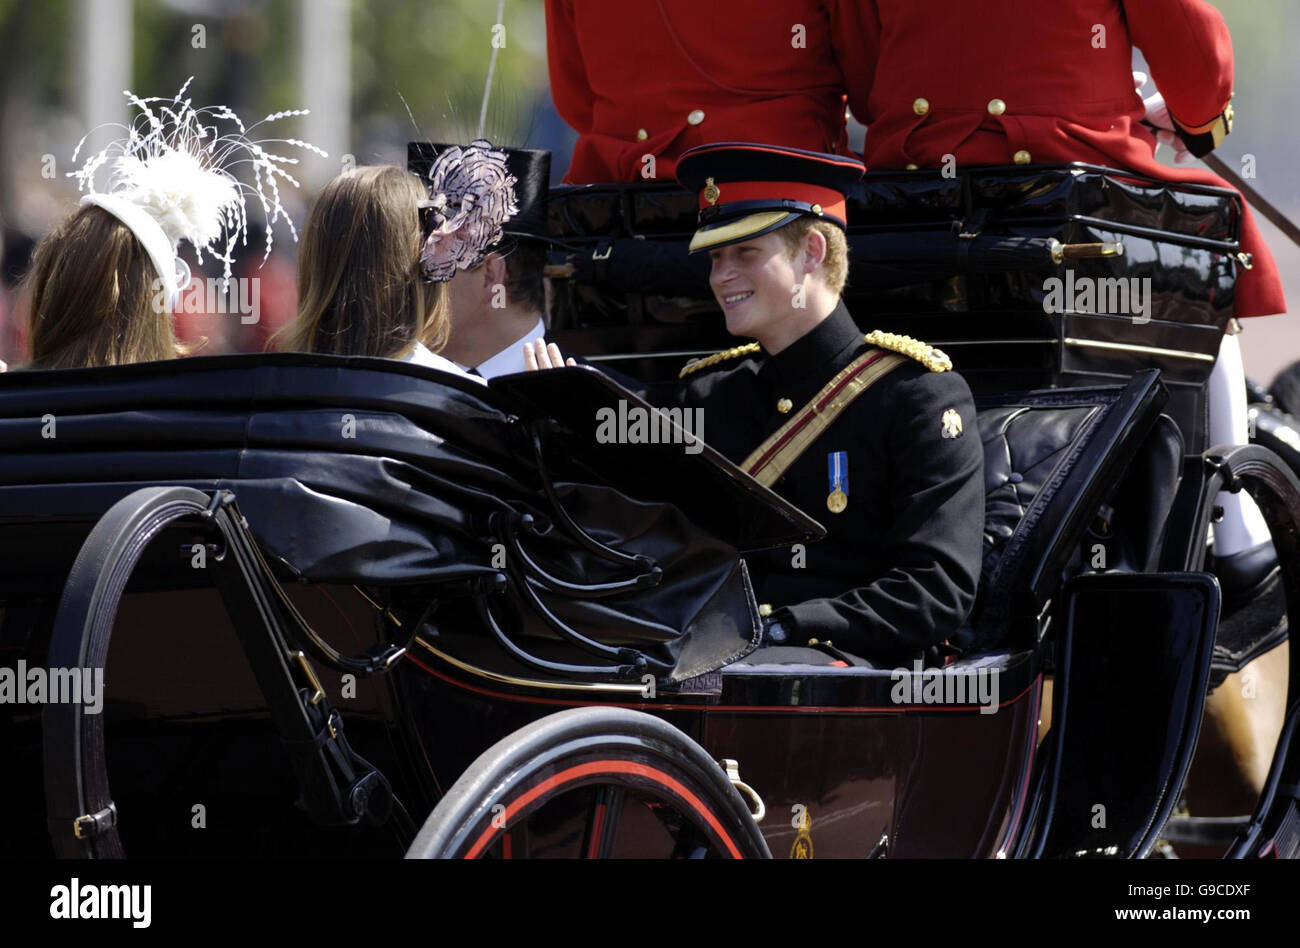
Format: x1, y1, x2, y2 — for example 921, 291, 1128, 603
827, 451, 849, 514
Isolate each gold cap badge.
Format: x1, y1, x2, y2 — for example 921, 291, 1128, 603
703, 177, 721, 206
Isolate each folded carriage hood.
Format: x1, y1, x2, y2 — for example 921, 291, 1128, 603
0, 354, 819, 682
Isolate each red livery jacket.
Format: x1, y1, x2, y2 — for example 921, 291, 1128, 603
546, 0, 861, 185
835, 0, 1284, 318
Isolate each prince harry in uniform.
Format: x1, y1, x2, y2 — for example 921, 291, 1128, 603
676, 142, 984, 668
532, 142, 985, 667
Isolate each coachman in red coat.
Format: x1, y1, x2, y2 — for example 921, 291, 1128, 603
834, 0, 1285, 318
545, 0, 863, 185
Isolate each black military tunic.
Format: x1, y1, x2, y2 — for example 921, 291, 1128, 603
678, 302, 985, 665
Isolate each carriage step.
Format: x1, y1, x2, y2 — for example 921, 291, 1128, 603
1209, 571, 1286, 690
1161, 815, 1249, 847
1262, 801, 1300, 859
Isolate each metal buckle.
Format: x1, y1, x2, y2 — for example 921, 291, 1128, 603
73, 802, 118, 840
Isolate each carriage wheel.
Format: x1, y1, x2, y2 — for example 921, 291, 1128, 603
405, 707, 770, 859
1163, 445, 1300, 857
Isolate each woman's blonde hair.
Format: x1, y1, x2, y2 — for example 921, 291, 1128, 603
277, 165, 449, 358
24, 204, 180, 369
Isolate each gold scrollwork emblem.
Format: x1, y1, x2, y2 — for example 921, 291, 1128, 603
790, 805, 814, 859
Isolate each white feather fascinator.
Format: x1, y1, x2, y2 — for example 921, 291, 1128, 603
68, 77, 326, 311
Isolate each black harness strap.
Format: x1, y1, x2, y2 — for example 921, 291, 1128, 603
43, 487, 401, 858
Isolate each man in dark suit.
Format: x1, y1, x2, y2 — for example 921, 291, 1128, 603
409, 143, 556, 379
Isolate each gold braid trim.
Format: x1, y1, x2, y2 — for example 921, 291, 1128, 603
679, 342, 762, 379
863, 330, 952, 373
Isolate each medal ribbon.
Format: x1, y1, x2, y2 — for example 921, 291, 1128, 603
828, 451, 848, 498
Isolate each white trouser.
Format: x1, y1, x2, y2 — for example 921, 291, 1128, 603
1208, 332, 1272, 556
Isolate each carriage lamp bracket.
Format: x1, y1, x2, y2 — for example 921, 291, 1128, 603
73, 802, 118, 840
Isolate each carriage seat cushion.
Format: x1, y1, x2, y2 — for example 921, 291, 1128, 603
978, 403, 1100, 588
959, 373, 1177, 652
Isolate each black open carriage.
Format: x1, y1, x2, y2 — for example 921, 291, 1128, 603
2, 163, 1298, 859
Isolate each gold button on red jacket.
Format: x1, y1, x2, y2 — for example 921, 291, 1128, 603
546, 0, 864, 185
836, 0, 1284, 318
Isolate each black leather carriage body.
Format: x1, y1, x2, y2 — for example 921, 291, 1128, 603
0, 355, 821, 684
547, 163, 1241, 455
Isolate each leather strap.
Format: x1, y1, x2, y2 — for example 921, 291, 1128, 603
742, 349, 907, 487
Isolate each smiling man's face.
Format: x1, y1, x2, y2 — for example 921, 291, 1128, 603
707, 229, 805, 342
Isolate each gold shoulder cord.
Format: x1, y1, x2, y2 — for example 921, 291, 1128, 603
679, 333, 948, 379
679, 342, 762, 379
863, 331, 952, 373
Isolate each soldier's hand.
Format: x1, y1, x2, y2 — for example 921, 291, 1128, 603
1133, 71, 1194, 165
523, 338, 577, 372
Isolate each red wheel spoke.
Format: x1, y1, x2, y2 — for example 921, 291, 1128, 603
581, 786, 625, 858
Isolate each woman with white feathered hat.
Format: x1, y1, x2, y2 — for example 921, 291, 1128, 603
23, 78, 321, 370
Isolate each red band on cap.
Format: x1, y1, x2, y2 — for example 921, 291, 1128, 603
700, 180, 845, 221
